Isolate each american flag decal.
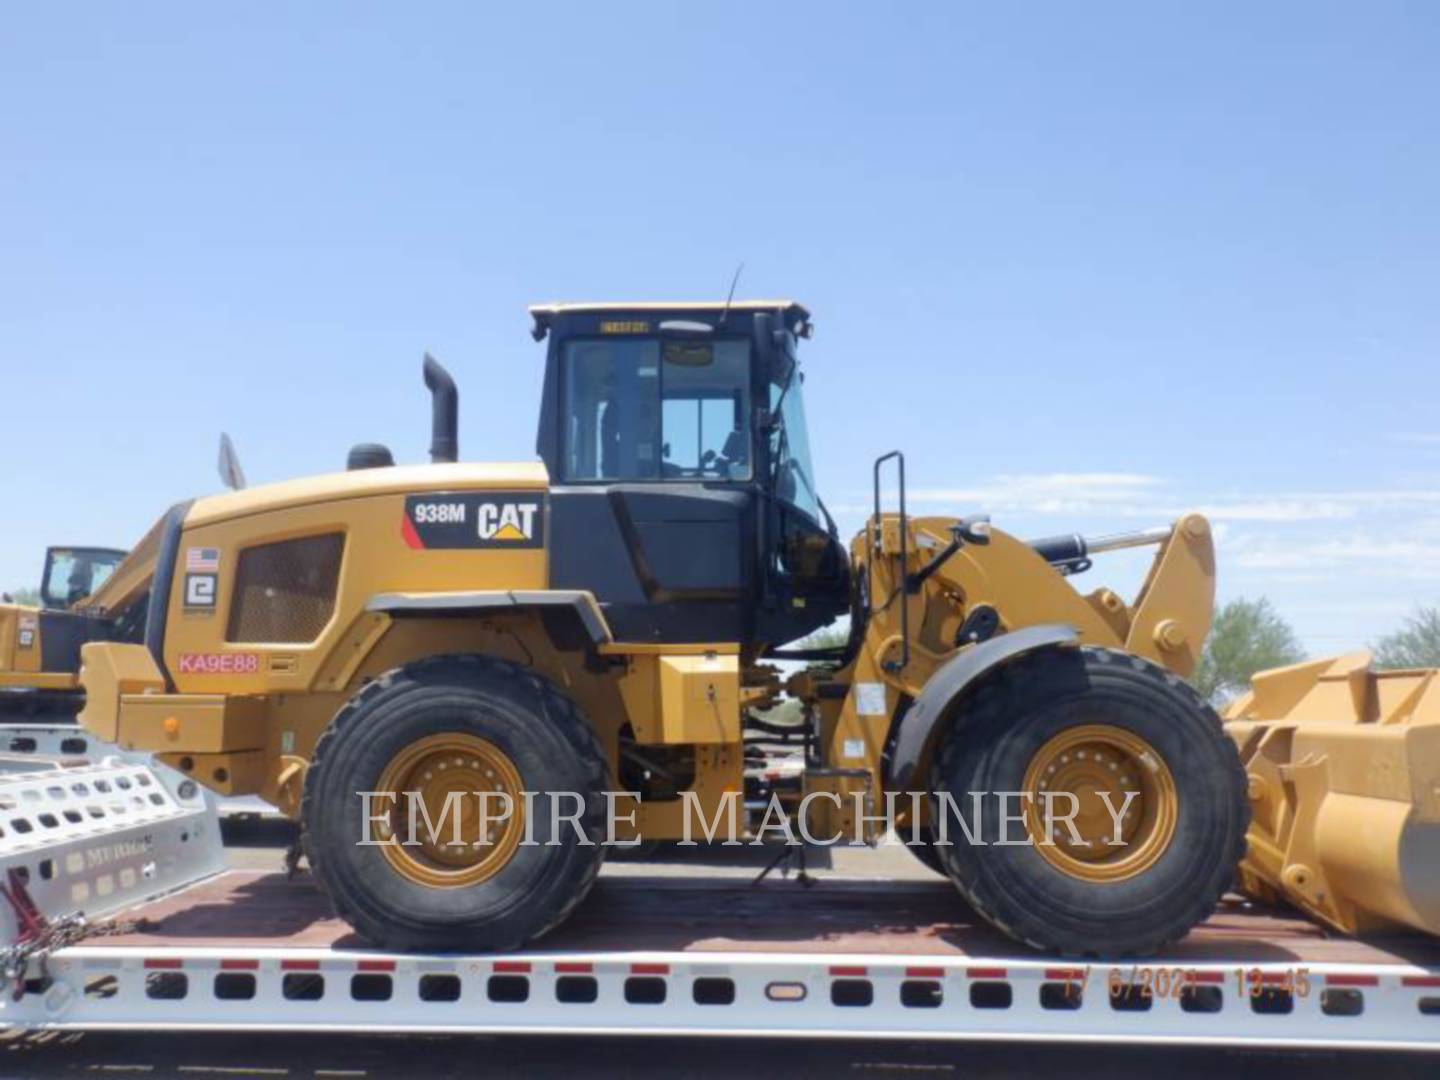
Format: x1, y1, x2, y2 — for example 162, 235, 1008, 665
186, 547, 220, 573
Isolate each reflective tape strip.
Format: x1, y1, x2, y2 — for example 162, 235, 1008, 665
1325, 974, 1379, 987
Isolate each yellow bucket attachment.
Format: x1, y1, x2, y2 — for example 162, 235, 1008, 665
1225, 653, 1440, 937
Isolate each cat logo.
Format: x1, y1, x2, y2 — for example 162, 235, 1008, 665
403, 493, 546, 550
477, 502, 539, 542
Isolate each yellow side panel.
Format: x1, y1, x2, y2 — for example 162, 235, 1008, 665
620, 652, 739, 744
0, 606, 13, 670
0, 604, 43, 675
117, 693, 267, 754
0, 602, 71, 686
0, 672, 76, 690
78, 643, 165, 742
162, 490, 548, 696
659, 654, 739, 744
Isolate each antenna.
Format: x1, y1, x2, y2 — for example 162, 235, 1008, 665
717, 262, 745, 326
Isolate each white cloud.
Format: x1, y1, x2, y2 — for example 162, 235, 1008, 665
1230, 536, 1440, 578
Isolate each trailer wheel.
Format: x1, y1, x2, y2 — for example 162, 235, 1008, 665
303, 654, 608, 952
931, 646, 1247, 956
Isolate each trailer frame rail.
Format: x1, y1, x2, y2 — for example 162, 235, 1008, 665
8, 945, 1440, 1050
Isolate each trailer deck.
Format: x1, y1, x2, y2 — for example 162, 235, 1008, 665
9, 869, 1440, 1050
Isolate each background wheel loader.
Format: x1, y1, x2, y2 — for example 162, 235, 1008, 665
76, 300, 1249, 957
1, 438, 244, 724
0, 544, 129, 721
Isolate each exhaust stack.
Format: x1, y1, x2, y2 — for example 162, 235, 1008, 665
423, 353, 459, 463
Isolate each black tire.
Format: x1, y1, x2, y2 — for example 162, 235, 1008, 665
303, 654, 609, 952
931, 645, 1248, 956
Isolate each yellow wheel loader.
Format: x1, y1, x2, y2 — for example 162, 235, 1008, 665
76, 301, 1248, 956
0, 545, 128, 720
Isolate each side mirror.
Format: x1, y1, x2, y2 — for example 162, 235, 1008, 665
957, 516, 992, 546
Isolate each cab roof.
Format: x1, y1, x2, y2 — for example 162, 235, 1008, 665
528, 299, 808, 318
528, 300, 811, 341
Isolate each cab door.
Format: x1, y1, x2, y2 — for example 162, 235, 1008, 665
547, 333, 762, 644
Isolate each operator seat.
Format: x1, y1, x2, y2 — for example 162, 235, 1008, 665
66, 565, 91, 606
719, 429, 748, 475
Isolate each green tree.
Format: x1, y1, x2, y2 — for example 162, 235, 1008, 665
1194, 597, 1305, 704
5, 587, 40, 607
1373, 606, 1440, 669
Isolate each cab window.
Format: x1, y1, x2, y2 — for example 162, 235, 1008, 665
768, 360, 821, 522
562, 338, 752, 482
41, 548, 124, 608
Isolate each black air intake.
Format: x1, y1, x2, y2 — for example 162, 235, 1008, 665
347, 443, 395, 470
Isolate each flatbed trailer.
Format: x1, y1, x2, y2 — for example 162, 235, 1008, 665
8, 869, 1440, 1052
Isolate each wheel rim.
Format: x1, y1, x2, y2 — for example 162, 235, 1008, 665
374, 733, 525, 888
1020, 724, 1177, 883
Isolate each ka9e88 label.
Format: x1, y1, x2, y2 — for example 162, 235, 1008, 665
403, 493, 546, 549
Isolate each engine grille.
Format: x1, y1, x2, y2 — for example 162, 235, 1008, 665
226, 533, 344, 643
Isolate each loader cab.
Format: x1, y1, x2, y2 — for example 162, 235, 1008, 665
533, 302, 848, 649
39, 546, 127, 609
22, 545, 128, 676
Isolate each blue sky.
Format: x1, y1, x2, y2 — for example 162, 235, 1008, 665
3, 2, 1437, 652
